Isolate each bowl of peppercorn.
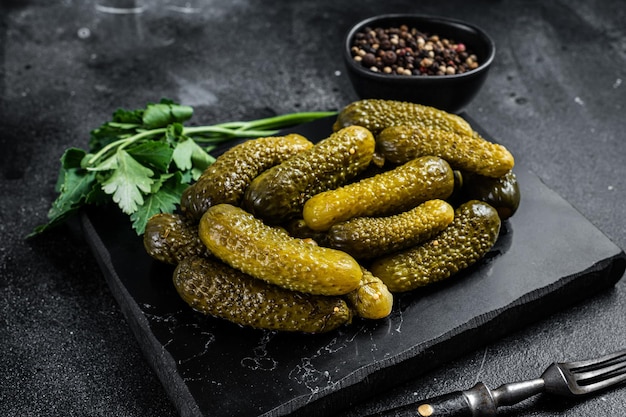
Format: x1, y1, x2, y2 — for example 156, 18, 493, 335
343, 14, 495, 113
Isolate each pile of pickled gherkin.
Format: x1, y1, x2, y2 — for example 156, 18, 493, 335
143, 99, 520, 334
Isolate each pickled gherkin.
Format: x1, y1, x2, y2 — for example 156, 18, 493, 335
377, 125, 515, 178
371, 200, 501, 292
173, 256, 352, 333
199, 204, 363, 296
302, 156, 455, 231
459, 170, 521, 220
180, 134, 313, 221
143, 212, 209, 265
284, 219, 331, 247
332, 99, 475, 136
327, 199, 454, 260
243, 126, 375, 222
344, 268, 393, 320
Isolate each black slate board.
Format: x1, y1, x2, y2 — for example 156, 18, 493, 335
80, 116, 626, 417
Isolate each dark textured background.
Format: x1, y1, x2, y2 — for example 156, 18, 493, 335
1, 0, 625, 416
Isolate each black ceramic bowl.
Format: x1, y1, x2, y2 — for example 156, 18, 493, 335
343, 14, 495, 113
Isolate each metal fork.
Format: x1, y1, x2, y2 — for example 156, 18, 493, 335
367, 348, 626, 416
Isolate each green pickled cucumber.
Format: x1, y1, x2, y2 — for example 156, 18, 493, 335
243, 126, 375, 222
344, 267, 393, 320
302, 156, 455, 231
180, 134, 313, 221
199, 204, 363, 296
460, 170, 521, 220
333, 99, 475, 136
284, 219, 332, 247
370, 200, 501, 292
327, 199, 454, 260
173, 256, 352, 333
377, 125, 515, 178
143, 212, 209, 264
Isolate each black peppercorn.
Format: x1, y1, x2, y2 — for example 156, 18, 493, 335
362, 53, 377, 67
350, 24, 479, 76
382, 50, 397, 65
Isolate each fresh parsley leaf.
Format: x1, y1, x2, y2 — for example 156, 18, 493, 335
50, 150, 97, 214
88, 153, 118, 171
165, 122, 184, 145
48, 167, 97, 218
54, 148, 87, 192
29, 162, 98, 237
130, 172, 187, 234
189, 141, 215, 175
101, 150, 154, 214
127, 141, 173, 172
143, 102, 193, 129
84, 180, 109, 205
62, 148, 88, 169
112, 108, 144, 125
172, 136, 201, 171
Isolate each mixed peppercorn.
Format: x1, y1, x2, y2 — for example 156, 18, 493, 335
350, 25, 480, 76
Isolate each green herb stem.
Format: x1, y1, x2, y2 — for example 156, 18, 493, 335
184, 126, 280, 140
87, 127, 168, 166
88, 111, 337, 165
218, 111, 337, 131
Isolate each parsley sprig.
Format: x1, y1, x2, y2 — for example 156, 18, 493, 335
31, 99, 336, 236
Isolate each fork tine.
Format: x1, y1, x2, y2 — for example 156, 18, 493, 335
561, 349, 626, 393
565, 349, 626, 370
575, 372, 626, 393
573, 361, 626, 383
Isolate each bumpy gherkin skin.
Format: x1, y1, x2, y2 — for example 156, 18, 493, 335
199, 204, 363, 296
460, 170, 521, 220
143, 212, 209, 265
370, 200, 501, 293
377, 125, 515, 178
173, 256, 352, 333
332, 99, 475, 136
302, 156, 455, 231
243, 126, 375, 222
327, 199, 455, 260
284, 219, 332, 247
180, 134, 313, 221
344, 267, 393, 320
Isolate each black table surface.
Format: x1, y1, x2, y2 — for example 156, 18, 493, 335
1, 1, 625, 416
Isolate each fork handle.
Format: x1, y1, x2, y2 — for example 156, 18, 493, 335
368, 391, 474, 416
368, 382, 497, 416
367, 379, 547, 417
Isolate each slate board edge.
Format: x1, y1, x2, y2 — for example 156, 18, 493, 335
80, 209, 626, 417
80, 214, 202, 417
270, 251, 626, 417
